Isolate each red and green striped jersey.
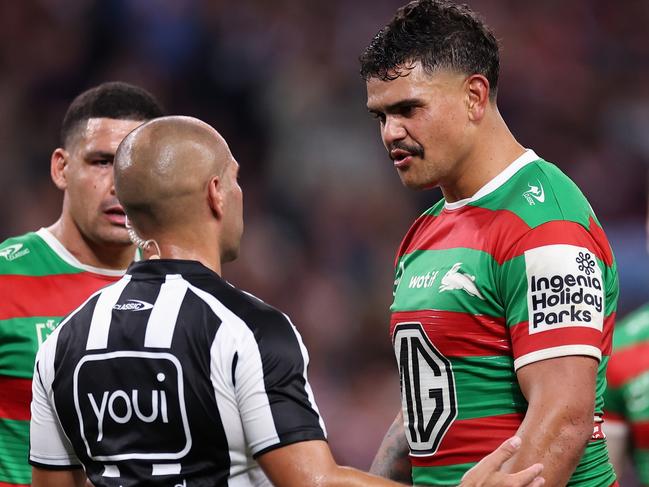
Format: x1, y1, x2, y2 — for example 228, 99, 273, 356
390, 150, 618, 486
0, 229, 124, 487
604, 303, 649, 485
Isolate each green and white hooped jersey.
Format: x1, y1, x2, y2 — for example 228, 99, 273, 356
391, 150, 618, 486
604, 303, 649, 485
0, 229, 124, 486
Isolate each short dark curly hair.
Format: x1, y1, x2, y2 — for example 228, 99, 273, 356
61, 81, 164, 147
359, 0, 500, 99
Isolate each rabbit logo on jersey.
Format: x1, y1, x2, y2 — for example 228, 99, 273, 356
73, 351, 192, 461
525, 244, 604, 334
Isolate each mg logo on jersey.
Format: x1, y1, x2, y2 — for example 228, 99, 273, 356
522, 180, 545, 205
393, 323, 457, 456
439, 263, 484, 300
73, 351, 191, 461
0, 243, 30, 261
525, 245, 604, 334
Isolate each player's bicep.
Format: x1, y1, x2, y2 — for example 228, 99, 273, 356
499, 221, 614, 371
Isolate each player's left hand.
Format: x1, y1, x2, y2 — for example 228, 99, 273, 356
459, 436, 544, 487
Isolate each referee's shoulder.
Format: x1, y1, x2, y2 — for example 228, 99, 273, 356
189, 273, 294, 333
229, 285, 293, 333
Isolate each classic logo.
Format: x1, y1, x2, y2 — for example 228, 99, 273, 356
523, 180, 545, 205
439, 263, 484, 300
113, 299, 154, 312
73, 351, 191, 461
525, 245, 604, 334
0, 243, 30, 261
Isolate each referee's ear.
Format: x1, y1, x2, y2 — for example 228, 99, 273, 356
207, 175, 224, 220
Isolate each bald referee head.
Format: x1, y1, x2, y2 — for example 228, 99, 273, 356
114, 116, 243, 274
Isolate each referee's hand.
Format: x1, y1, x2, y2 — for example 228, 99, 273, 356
458, 436, 544, 487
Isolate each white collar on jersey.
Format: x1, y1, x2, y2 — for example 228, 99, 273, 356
444, 149, 540, 211
36, 227, 133, 277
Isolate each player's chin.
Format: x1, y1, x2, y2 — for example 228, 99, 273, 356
101, 227, 134, 247
400, 175, 435, 191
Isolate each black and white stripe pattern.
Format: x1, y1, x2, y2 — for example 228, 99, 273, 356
30, 260, 326, 487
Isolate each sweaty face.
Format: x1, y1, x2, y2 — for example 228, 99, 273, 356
219, 157, 244, 263
366, 63, 474, 190
63, 118, 145, 247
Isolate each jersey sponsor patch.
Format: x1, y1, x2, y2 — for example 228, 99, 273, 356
525, 244, 604, 334
393, 323, 457, 456
73, 351, 191, 462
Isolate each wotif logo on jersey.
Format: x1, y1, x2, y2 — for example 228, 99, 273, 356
525, 245, 604, 334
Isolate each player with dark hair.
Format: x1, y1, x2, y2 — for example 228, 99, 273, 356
360, 1, 618, 486
0, 81, 163, 486
29, 116, 545, 487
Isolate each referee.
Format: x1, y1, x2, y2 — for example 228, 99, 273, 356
29, 116, 544, 487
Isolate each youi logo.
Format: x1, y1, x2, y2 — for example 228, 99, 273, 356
73, 351, 191, 461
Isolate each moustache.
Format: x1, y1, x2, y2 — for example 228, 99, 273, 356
390, 142, 424, 158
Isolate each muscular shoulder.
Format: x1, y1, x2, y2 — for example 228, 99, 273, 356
184, 274, 298, 345
0, 231, 50, 274
484, 159, 595, 230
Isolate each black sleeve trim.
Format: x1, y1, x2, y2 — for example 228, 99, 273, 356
29, 460, 84, 471
253, 431, 328, 459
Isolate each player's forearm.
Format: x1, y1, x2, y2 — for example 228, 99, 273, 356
31, 467, 87, 487
369, 411, 412, 483
327, 465, 408, 486
505, 407, 592, 486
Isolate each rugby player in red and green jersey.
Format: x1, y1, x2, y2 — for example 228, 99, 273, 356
603, 304, 649, 486
0, 82, 163, 487
360, 1, 618, 486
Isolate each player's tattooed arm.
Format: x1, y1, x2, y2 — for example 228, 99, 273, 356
370, 410, 412, 483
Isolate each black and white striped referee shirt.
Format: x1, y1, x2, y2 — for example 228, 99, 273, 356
30, 259, 327, 487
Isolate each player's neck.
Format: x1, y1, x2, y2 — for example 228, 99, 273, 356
47, 219, 135, 271
442, 114, 524, 203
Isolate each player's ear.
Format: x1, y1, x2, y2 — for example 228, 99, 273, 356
207, 175, 224, 220
466, 74, 490, 122
50, 148, 68, 190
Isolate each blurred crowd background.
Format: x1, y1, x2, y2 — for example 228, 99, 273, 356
1, 0, 648, 473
